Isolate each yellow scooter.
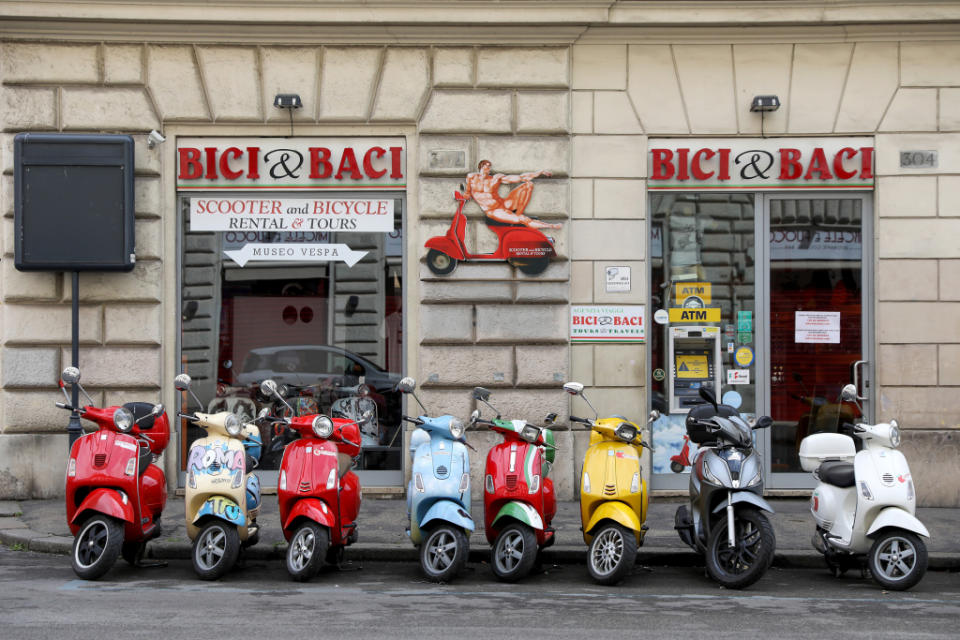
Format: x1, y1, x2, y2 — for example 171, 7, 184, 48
564, 381, 659, 585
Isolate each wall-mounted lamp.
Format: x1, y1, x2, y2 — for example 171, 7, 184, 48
750, 95, 781, 138
750, 95, 781, 112
147, 129, 166, 149
273, 93, 302, 135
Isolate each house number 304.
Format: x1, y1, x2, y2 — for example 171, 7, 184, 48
900, 151, 937, 168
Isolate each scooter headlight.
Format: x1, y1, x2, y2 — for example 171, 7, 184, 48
701, 460, 722, 485
113, 407, 134, 433
312, 415, 334, 439
889, 421, 901, 448
448, 418, 465, 440
745, 467, 762, 487
520, 424, 540, 443
224, 414, 242, 437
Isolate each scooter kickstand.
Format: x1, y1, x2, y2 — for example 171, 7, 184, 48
133, 546, 167, 569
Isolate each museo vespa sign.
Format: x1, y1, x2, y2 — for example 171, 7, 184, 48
648, 138, 874, 190
176, 137, 405, 190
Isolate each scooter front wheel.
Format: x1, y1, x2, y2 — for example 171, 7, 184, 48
192, 521, 240, 581
670, 461, 685, 473
587, 522, 637, 586
705, 507, 775, 590
420, 524, 468, 583
286, 522, 329, 582
72, 514, 124, 580
491, 523, 538, 583
868, 530, 928, 591
426, 249, 458, 276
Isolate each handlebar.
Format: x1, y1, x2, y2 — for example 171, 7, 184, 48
55, 402, 78, 412
570, 416, 592, 425
402, 415, 424, 426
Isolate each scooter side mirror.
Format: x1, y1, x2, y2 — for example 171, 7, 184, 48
151, 403, 164, 416
397, 377, 416, 394
753, 415, 773, 430
261, 379, 280, 398
543, 412, 557, 426
174, 373, 192, 391
562, 381, 584, 396
648, 409, 661, 423
472, 386, 491, 402
469, 409, 480, 426
61, 366, 81, 385
258, 407, 271, 419
840, 384, 858, 402
699, 386, 719, 412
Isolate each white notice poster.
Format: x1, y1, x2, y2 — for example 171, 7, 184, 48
795, 311, 840, 344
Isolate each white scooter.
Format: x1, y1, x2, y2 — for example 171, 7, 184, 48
799, 383, 929, 590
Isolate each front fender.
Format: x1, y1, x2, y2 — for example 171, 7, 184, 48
70, 488, 135, 526
282, 498, 336, 534
193, 496, 246, 527
712, 491, 775, 515
424, 236, 465, 260
492, 501, 544, 531
867, 507, 930, 538
585, 501, 642, 536
420, 499, 474, 532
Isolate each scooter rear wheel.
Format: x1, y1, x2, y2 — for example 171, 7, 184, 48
491, 523, 538, 583
705, 507, 775, 590
510, 257, 550, 275
192, 521, 240, 581
670, 461, 685, 473
72, 514, 124, 580
868, 530, 928, 591
426, 249, 458, 276
587, 522, 637, 586
286, 522, 329, 582
420, 524, 468, 583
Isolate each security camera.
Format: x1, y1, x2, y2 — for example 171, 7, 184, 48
147, 129, 166, 149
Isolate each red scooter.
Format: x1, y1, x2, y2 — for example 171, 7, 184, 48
262, 379, 363, 581
472, 387, 558, 582
670, 434, 693, 473
57, 367, 170, 579
424, 190, 556, 276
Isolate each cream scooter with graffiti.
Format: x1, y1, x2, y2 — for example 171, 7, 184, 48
176, 374, 263, 580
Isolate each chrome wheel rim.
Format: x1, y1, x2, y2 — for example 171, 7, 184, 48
424, 530, 457, 574
494, 530, 525, 574
431, 253, 451, 270
875, 536, 918, 582
75, 520, 109, 569
195, 525, 228, 572
289, 528, 315, 572
590, 528, 624, 577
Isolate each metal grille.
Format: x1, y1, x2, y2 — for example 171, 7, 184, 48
436, 465, 448, 476
882, 473, 895, 486
505, 474, 518, 490
94, 454, 107, 467
299, 481, 311, 492
208, 461, 221, 473
604, 483, 617, 496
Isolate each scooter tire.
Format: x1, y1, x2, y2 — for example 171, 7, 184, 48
286, 522, 329, 582
491, 523, 538, 583
705, 507, 775, 590
420, 524, 469, 583
192, 521, 240, 581
670, 461, 685, 474
587, 522, 637, 586
868, 530, 928, 591
121, 541, 146, 566
72, 514, 124, 580
511, 257, 550, 276
426, 249, 458, 276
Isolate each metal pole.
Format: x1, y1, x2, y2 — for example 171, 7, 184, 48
67, 271, 83, 448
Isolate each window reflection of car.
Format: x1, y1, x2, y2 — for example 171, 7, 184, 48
235, 345, 400, 393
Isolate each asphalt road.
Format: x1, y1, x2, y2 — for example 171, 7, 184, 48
1, 545, 958, 639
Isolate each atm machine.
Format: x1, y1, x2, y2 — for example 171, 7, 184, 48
668, 325, 723, 413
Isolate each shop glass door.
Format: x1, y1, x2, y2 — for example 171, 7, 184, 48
764, 193, 873, 487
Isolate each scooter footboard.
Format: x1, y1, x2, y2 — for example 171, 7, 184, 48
282, 498, 336, 542
420, 499, 474, 533
866, 506, 930, 538
711, 491, 775, 515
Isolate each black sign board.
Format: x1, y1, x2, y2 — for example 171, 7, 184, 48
14, 133, 135, 271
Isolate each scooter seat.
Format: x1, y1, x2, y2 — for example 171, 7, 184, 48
484, 216, 524, 228
818, 460, 855, 488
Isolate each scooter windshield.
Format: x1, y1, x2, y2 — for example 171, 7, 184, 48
713, 416, 753, 448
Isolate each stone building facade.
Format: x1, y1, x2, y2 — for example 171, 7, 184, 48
1, 1, 959, 505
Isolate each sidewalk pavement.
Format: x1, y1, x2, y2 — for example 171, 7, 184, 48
2, 496, 958, 570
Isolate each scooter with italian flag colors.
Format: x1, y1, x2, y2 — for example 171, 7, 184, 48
472, 386, 558, 582
397, 377, 475, 582
564, 381, 659, 585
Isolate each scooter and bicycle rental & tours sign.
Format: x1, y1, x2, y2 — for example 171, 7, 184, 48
176, 137, 405, 268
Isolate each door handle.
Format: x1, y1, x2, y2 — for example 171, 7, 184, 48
852, 360, 868, 401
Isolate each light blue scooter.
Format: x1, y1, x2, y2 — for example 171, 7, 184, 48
398, 377, 476, 582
